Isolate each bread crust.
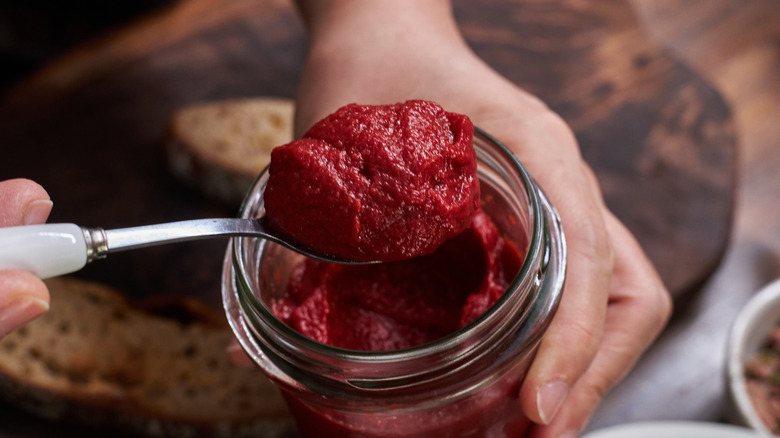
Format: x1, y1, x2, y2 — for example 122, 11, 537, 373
164, 98, 294, 206
0, 277, 293, 437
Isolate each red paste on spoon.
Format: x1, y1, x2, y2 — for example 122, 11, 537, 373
265, 101, 523, 351
264, 100, 480, 262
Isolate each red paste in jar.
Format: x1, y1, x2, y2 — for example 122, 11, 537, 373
264, 100, 479, 262
265, 100, 528, 436
285, 378, 530, 437
273, 210, 523, 351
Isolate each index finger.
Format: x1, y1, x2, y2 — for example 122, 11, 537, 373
491, 113, 616, 426
518, 159, 614, 426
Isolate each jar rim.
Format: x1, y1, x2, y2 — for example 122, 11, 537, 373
225, 127, 564, 366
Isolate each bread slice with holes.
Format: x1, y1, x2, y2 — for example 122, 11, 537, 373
0, 276, 293, 437
164, 98, 295, 206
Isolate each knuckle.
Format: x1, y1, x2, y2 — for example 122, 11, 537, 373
557, 313, 603, 357
571, 222, 615, 273
651, 284, 674, 329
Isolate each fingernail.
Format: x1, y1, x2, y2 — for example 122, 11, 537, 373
538, 381, 569, 424
0, 295, 49, 336
23, 199, 53, 225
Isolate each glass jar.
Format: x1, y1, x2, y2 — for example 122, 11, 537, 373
222, 128, 566, 438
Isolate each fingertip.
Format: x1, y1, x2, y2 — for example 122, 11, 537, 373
23, 199, 53, 225
520, 375, 572, 426
0, 178, 50, 202
536, 380, 570, 424
0, 270, 50, 337
519, 308, 603, 425
0, 179, 51, 226
0, 269, 50, 302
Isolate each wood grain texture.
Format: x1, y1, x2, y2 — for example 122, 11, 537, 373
453, 0, 737, 296
0, 0, 736, 303
0, 0, 752, 435
588, 0, 780, 431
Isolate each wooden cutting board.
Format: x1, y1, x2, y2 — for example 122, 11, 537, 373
0, 0, 736, 310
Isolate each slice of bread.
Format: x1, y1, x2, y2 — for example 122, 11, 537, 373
164, 98, 295, 206
0, 276, 294, 437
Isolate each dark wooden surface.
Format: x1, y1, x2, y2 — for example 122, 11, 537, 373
455, 0, 737, 297
0, 0, 767, 435
586, 0, 780, 431
0, 0, 736, 302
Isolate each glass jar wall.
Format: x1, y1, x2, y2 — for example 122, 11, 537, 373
222, 128, 566, 438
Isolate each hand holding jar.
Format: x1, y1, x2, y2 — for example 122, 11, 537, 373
288, 1, 673, 436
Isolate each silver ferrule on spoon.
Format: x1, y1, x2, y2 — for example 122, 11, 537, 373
0, 219, 268, 279
82, 227, 109, 263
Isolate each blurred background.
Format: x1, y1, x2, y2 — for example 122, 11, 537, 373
0, 0, 778, 436
0, 0, 173, 92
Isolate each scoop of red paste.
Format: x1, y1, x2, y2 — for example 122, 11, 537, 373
264, 100, 479, 262
272, 210, 523, 351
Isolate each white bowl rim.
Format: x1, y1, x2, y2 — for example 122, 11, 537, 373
583, 420, 759, 438
727, 277, 780, 434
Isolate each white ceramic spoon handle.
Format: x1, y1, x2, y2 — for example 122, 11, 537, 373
0, 223, 90, 279
0, 219, 269, 280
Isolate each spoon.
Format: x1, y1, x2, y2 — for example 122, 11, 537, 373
0, 216, 374, 279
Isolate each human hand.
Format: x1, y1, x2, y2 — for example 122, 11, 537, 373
293, 1, 673, 436
0, 179, 52, 338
